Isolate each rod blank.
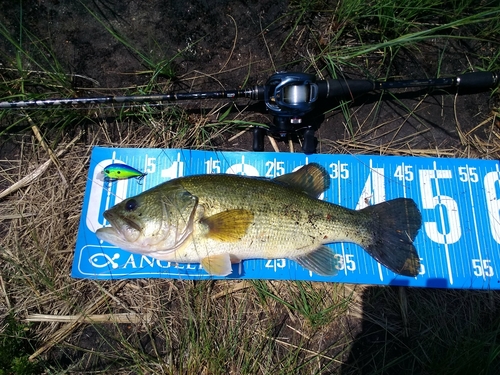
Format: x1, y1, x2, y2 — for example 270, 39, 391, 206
0, 71, 497, 109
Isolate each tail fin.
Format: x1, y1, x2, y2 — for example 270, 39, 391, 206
361, 198, 422, 276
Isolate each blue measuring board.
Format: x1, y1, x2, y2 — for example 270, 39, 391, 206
73, 147, 500, 289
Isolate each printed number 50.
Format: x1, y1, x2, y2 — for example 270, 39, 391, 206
419, 169, 461, 244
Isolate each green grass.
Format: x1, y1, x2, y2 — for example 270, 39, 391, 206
0, 314, 43, 375
1, 0, 500, 374
0, 15, 87, 138
296, 0, 500, 76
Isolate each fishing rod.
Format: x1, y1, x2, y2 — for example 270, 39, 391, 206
1, 71, 498, 153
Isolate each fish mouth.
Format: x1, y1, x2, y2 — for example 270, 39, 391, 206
99, 210, 142, 243
95, 226, 121, 244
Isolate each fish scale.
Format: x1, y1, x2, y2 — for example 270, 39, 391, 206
184, 175, 345, 242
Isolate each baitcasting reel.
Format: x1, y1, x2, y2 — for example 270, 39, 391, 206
250, 71, 378, 153
253, 72, 321, 153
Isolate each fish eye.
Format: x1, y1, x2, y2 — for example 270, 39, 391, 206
125, 199, 138, 211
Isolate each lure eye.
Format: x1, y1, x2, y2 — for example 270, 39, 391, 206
125, 199, 138, 211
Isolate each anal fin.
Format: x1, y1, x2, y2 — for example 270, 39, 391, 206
201, 253, 233, 276
292, 246, 339, 276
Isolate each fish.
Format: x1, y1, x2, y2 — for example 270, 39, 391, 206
96, 163, 422, 277
102, 163, 147, 183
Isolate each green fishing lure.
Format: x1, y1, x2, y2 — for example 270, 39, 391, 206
102, 163, 147, 183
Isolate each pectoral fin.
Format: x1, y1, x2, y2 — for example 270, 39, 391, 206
292, 246, 339, 276
201, 254, 233, 276
203, 209, 254, 242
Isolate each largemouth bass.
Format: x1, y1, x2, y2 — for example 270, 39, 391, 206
96, 163, 422, 277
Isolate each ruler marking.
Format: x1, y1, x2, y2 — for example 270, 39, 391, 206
432, 161, 454, 284
337, 160, 348, 277
466, 164, 484, 281
370, 159, 385, 281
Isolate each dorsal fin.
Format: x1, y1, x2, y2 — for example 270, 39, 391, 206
274, 163, 330, 198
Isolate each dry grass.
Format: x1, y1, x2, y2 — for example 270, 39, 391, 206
0, 121, 362, 373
